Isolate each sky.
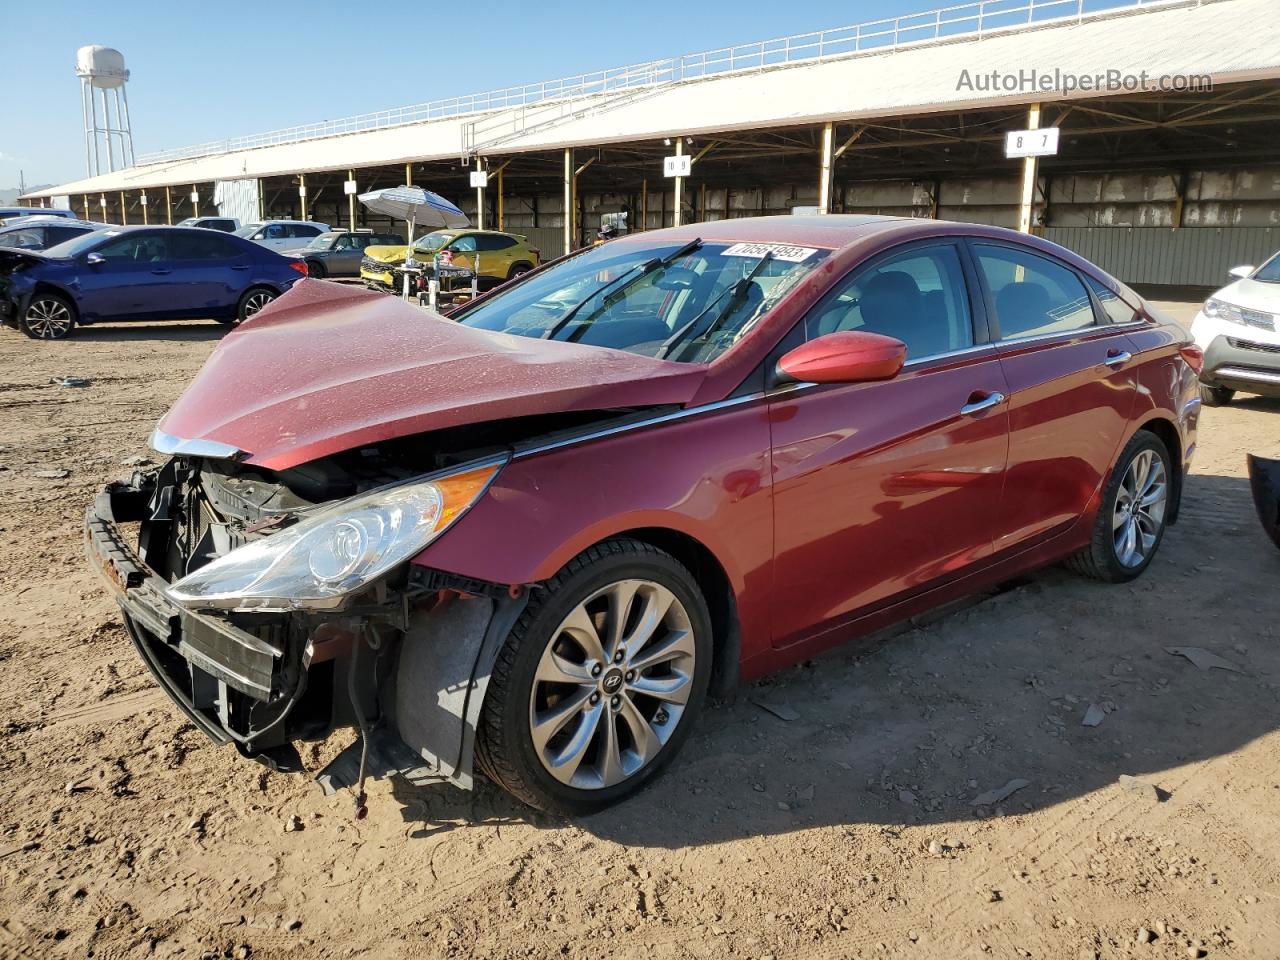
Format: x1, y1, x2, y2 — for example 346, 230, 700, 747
1, 0, 928, 191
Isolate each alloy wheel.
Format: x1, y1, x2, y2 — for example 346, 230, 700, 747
25, 298, 73, 339
1112, 448, 1168, 568
528, 579, 696, 790
243, 290, 275, 318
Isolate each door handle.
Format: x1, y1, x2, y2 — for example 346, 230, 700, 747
150, 268, 172, 275
230, 264, 249, 270
960, 391, 1005, 416
1103, 350, 1133, 367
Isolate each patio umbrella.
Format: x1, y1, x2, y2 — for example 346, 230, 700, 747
356, 186, 468, 245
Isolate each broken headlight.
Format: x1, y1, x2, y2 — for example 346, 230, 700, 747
166, 460, 503, 612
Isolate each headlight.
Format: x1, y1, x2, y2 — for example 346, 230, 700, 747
1202, 297, 1275, 330
166, 461, 503, 612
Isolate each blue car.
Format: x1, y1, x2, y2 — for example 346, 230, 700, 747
0, 226, 308, 339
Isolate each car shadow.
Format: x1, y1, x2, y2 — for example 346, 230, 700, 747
384, 470, 1280, 848
71, 321, 228, 342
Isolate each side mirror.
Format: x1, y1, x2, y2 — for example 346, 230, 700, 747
86, 252, 105, 266
253, 233, 266, 241
776, 331, 907, 386
1228, 265, 1255, 280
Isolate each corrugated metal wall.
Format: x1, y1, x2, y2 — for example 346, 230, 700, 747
214, 179, 261, 225
1041, 227, 1279, 286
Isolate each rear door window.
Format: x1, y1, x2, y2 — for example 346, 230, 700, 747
173, 233, 244, 259
289, 224, 322, 238
974, 245, 1096, 339
449, 235, 479, 253
96, 233, 172, 262
475, 234, 517, 251
46, 226, 89, 246
1084, 275, 1141, 324
804, 243, 975, 360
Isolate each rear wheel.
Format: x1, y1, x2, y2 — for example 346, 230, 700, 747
1199, 384, 1235, 406
507, 261, 533, 281
1065, 430, 1172, 583
476, 539, 712, 815
21, 293, 76, 340
236, 287, 277, 323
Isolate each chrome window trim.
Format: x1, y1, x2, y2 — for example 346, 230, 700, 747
513, 393, 765, 460
150, 428, 247, 461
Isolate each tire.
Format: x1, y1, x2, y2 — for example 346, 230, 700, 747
21, 292, 76, 340
476, 538, 713, 816
306, 259, 326, 279
1064, 430, 1173, 583
236, 287, 277, 323
1199, 384, 1234, 407
506, 261, 533, 281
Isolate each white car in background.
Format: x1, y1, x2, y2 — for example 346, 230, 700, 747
1190, 253, 1280, 406
234, 220, 330, 251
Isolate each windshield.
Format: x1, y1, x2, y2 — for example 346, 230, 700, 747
43, 229, 121, 258
411, 231, 453, 254
307, 233, 339, 249
1253, 253, 1280, 283
233, 223, 263, 238
454, 239, 830, 364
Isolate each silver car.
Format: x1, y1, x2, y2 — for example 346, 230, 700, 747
234, 220, 331, 252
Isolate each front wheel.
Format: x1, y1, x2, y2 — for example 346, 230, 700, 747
476, 539, 712, 815
21, 293, 76, 340
306, 259, 326, 279
1065, 430, 1172, 583
1199, 384, 1235, 407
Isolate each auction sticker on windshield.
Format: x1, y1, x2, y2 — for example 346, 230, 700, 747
720, 242, 817, 262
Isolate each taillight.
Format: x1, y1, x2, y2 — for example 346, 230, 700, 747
530, 248, 541, 259
1180, 344, 1204, 373
289, 260, 308, 276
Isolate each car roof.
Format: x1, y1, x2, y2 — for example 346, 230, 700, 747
612, 214, 908, 251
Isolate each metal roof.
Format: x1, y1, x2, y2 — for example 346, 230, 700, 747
25, 0, 1279, 200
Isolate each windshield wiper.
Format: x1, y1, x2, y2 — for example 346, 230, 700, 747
655, 251, 773, 361
540, 237, 702, 341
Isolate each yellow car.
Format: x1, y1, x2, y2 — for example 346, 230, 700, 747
360, 229, 541, 289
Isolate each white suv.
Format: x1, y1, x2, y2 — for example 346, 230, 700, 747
234, 220, 330, 251
1190, 252, 1280, 406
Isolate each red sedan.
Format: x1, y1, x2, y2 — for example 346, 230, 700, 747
86, 216, 1201, 815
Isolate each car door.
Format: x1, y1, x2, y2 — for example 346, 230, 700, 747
329, 235, 359, 274
768, 239, 1010, 648
967, 240, 1140, 555
76, 231, 180, 320
444, 234, 479, 275
168, 231, 248, 317
259, 223, 289, 250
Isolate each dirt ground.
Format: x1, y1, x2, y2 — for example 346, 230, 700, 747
1, 301, 1278, 960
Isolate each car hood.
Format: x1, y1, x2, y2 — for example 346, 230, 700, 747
1214, 277, 1280, 315
363, 244, 412, 265
156, 280, 707, 471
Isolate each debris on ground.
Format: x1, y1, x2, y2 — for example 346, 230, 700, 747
121, 454, 152, 467
49, 376, 91, 388
1081, 703, 1106, 727
1165, 646, 1246, 674
752, 698, 800, 721
972, 778, 1030, 807
33, 469, 70, 479
1118, 774, 1161, 801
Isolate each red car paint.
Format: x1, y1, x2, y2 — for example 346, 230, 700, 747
165, 216, 1198, 682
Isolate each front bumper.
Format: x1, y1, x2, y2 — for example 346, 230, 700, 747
84, 477, 291, 748
1201, 334, 1280, 396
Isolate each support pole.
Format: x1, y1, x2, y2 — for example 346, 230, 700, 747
673, 137, 684, 227
497, 166, 504, 231
165, 186, 172, 224
475, 157, 485, 231
1017, 103, 1041, 235
299, 173, 308, 222
563, 148, 572, 254
1172, 170, 1187, 230
818, 121, 834, 215
405, 162, 413, 186
140, 191, 149, 225
348, 170, 356, 232
640, 179, 647, 232
120, 191, 127, 225
190, 185, 198, 218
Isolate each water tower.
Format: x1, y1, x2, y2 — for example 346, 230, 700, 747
76, 45, 135, 176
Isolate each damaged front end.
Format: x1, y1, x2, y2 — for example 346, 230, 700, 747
85, 444, 528, 809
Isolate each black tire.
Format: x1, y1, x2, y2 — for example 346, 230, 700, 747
1199, 384, 1234, 407
236, 287, 277, 323
506, 261, 533, 281
306, 259, 326, 279
1064, 429, 1173, 583
476, 538, 713, 816
20, 292, 76, 340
